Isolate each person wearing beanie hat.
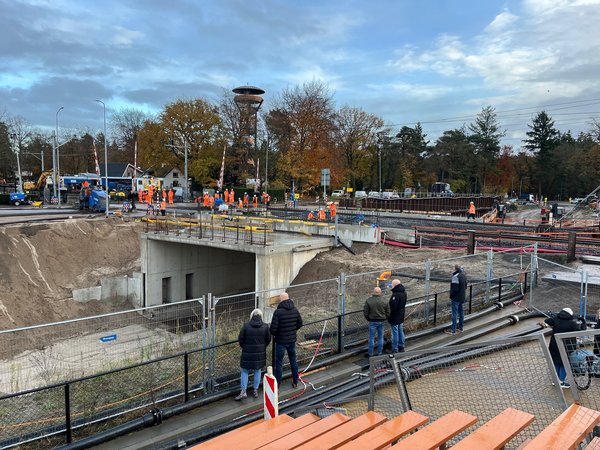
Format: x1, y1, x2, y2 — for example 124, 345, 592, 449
388, 279, 407, 353
543, 307, 586, 388
235, 308, 271, 401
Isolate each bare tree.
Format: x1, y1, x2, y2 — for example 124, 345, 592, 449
111, 108, 151, 162
334, 106, 384, 190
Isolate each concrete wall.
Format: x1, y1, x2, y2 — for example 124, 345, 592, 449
72, 274, 141, 305
272, 220, 380, 244
141, 236, 255, 307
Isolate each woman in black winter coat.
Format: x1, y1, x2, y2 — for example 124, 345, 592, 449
235, 308, 271, 401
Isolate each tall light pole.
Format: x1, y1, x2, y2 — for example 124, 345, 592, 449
53, 106, 63, 204
96, 100, 110, 217
378, 146, 382, 193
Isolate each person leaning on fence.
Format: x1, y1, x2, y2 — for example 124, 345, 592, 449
445, 264, 467, 335
235, 308, 271, 401
364, 286, 390, 357
541, 307, 586, 388
270, 292, 303, 388
388, 279, 407, 353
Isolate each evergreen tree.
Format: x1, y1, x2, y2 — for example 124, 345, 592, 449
523, 111, 560, 195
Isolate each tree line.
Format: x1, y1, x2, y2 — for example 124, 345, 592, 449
2, 80, 600, 199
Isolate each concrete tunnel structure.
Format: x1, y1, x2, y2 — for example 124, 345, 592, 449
138, 219, 381, 318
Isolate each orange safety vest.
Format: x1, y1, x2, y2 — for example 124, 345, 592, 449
224, 190, 229, 203
469, 204, 476, 214
203, 194, 209, 207
308, 211, 315, 220
161, 199, 166, 210
229, 190, 235, 204
329, 203, 337, 218
168, 190, 174, 204
215, 192, 220, 199
243, 194, 249, 206
238, 198, 243, 209
252, 196, 258, 208
318, 210, 326, 221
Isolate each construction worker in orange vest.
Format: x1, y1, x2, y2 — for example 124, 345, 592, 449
168, 188, 174, 205
307, 210, 315, 220
160, 198, 167, 216
224, 189, 229, 204
147, 185, 155, 203
230, 189, 235, 205
328, 202, 337, 220
162, 189, 167, 201
252, 194, 258, 208
317, 208, 326, 221
467, 201, 476, 222
209, 195, 215, 209
138, 190, 144, 203
203, 193, 209, 208
243, 192, 249, 208
238, 197, 243, 209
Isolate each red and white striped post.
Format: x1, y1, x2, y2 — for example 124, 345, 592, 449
263, 366, 278, 419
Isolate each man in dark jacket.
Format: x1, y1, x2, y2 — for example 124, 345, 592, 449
544, 307, 586, 388
445, 264, 467, 335
270, 292, 303, 387
235, 308, 271, 400
364, 287, 391, 357
388, 279, 407, 353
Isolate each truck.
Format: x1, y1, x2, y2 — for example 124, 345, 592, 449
519, 193, 535, 203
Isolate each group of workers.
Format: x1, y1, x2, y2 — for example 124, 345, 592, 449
306, 202, 337, 221
195, 190, 271, 210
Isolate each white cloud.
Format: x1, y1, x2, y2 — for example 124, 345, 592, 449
111, 26, 144, 48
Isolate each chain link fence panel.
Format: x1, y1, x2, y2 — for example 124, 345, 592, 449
369, 335, 567, 447
533, 256, 583, 315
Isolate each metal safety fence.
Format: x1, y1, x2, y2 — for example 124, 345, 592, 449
368, 335, 568, 447
144, 211, 272, 246
0, 298, 206, 395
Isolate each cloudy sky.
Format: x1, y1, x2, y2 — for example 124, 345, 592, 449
1, 0, 600, 148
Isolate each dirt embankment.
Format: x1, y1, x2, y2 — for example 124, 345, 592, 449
0, 218, 142, 330
293, 243, 456, 283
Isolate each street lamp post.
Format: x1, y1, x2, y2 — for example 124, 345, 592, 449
378, 146, 382, 193
96, 100, 110, 217
53, 106, 63, 205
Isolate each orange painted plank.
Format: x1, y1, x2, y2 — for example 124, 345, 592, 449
452, 408, 535, 450
390, 410, 477, 450
238, 413, 320, 449
259, 413, 351, 450
293, 411, 388, 450
337, 410, 429, 450
585, 437, 600, 450
522, 404, 600, 450
190, 414, 293, 449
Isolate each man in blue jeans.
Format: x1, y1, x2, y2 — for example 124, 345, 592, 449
270, 292, 303, 388
364, 287, 390, 357
445, 264, 467, 335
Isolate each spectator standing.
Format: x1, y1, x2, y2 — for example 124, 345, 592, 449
270, 292, 303, 388
388, 279, 407, 353
235, 308, 271, 400
445, 264, 467, 335
364, 287, 390, 357
543, 307, 586, 388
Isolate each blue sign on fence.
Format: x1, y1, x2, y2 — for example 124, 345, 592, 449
99, 334, 118, 343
